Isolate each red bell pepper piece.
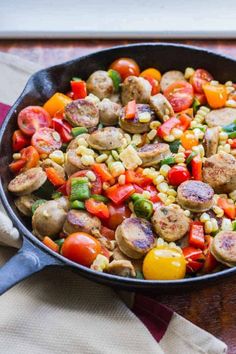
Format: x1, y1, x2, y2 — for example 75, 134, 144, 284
52, 118, 73, 143
92, 163, 113, 182
217, 197, 236, 219
85, 198, 109, 219
157, 117, 179, 138
202, 236, 218, 273
191, 155, 202, 181
182, 246, 204, 273
45, 167, 66, 187
12, 130, 31, 152
101, 226, 115, 240
70, 80, 87, 99
57, 183, 68, 196
228, 138, 236, 149
9, 159, 26, 174
189, 221, 205, 249
143, 76, 160, 95
177, 113, 192, 131
106, 183, 135, 204
125, 100, 136, 119
125, 169, 152, 187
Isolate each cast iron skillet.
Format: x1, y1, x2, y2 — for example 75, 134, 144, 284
1, 43, 236, 295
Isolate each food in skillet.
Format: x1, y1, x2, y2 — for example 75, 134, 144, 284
8, 58, 236, 280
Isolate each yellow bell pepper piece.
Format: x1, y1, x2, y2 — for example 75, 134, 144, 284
43, 93, 72, 117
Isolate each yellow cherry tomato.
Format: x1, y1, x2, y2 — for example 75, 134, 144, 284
142, 245, 186, 280
140, 68, 162, 82
203, 83, 227, 109
181, 130, 198, 150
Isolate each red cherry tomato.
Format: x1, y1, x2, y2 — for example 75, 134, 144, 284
31, 127, 62, 154
167, 165, 191, 186
18, 106, 51, 136
164, 81, 194, 112
12, 130, 31, 152
191, 69, 213, 94
21, 146, 40, 170
66, 170, 102, 196
52, 118, 73, 143
61, 232, 101, 266
109, 58, 140, 81
103, 203, 131, 230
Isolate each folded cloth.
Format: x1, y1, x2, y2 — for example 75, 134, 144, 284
0, 52, 227, 354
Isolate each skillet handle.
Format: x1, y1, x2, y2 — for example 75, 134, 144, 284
0, 237, 62, 295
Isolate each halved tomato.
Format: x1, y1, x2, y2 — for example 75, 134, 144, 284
109, 58, 140, 81
103, 203, 131, 230
31, 127, 62, 154
21, 146, 40, 170
164, 81, 194, 112
18, 106, 51, 136
190, 69, 213, 94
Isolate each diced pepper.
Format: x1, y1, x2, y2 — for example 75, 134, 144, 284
191, 155, 202, 181
92, 163, 113, 182
52, 191, 63, 199
70, 200, 85, 209
71, 127, 88, 137
177, 113, 192, 131
168, 139, 181, 153
203, 83, 227, 109
160, 156, 175, 166
52, 118, 73, 143
217, 197, 236, 219
182, 246, 204, 273
101, 226, 115, 240
202, 235, 218, 273
12, 130, 31, 152
85, 198, 109, 219
70, 177, 90, 201
9, 159, 26, 174
106, 183, 135, 204
45, 167, 66, 187
125, 170, 152, 187
157, 117, 179, 139
57, 183, 68, 196
133, 198, 153, 219
192, 97, 201, 113
125, 100, 136, 119
70, 80, 87, 99
43, 93, 72, 117
21, 146, 40, 170
228, 138, 236, 148
189, 221, 205, 249
43, 236, 59, 253
186, 151, 197, 165
108, 69, 121, 92
181, 130, 198, 150
91, 194, 109, 202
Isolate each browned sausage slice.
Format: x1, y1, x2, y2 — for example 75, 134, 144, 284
121, 76, 152, 105
119, 104, 155, 134
107, 260, 136, 277
205, 108, 236, 127
203, 127, 219, 157
63, 210, 101, 235
150, 93, 174, 121
8, 167, 47, 196
160, 70, 185, 92
86, 70, 114, 99
88, 127, 124, 150
65, 99, 99, 128
137, 143, 171, 167
211, 231, 236, 266
99, 98, 121, 126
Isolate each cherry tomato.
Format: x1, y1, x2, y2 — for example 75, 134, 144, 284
109, 58, 140, 81
203, 83, 227, 109
61, 232, 101, 267
164, 81, 194, 112
190, 69, 213, 94
12, 130, 31, 152
31, 127, 62, 154
143, 245, 186, 280
66, 170, 102, 196
103, 203, 131, 230
181, 130, 199, 150
140, 68, 161, 82
167, 165, 190, 186
17, 106, 51, 136
143, 76, 160, 95
21, 146, 40, 170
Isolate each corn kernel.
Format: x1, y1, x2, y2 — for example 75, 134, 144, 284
221, 218, 233, 231
190, 121, 200, 129
225, 81, 233, 86
109, 161, 125, 177
102, 182, 110, 190
219, 131, 228, 141
205, 220, 213, 234
229, 190, 236, 201
156, 237, 165, 246
210, 80, 219, 86
111, 150, 120, 161
167, 188, 177, 197
210, 218, 219, 232
153, 175, 165, 185
132, 134, 142, 146
157, 192, 168, 203
226, 99, 236, 108
163, 134, 175, 142
142, 191, 151, 199
178, 145, 186, 153
223, 143, 231, 153
150, 121, 161, 129
85, 93, 100, 105
96, 153, 108, 163
175, 153, 185, 164
12, 153, 21, 160
226, 86, 235, 94
160, 164, 171, 177
172, 128, 183, 139
213, 195, 219, 204
193, 128, 204, 140
91, 254, 109, 272
49, 150, 65, 165
183, 210, 191, 217
184, 67, 195, 79
157, 182, 169, 193
118, 174, 126, 185
212, 205, 224, 218
80, 155, 95, 166
124, 134, 132, 145
77, 137, 88, 147
165, 196, 176, 205
147, 129, 157, 140
86, 171, 96, 182
200, 213, 210, 223
138, 112, 151, 123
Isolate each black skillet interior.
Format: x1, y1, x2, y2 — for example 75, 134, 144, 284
1, 43, 236, 291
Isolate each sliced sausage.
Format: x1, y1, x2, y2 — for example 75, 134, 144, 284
203, 127, 219, 157
121, 76, 152, 105
106, 260, 136, 277
86, 70, 114, 99
149, 93, 174, 121
32, 199, 68, 239
211, 231, 236, 267
99, 98, 121, 126
66, 133, 90, 151
112, 247, 143, 271
8, 167, 47, 196
151, 204, 190, 242
64, 150, 86, 176
160, 70, 185, 92
205, 108, 236, 128
41, 158, 66, 179
88, 127, 124, 150
65, 99, 99, 128
63, 210, 101, 236
119, 104, 155, 134
137, 143, 171, 167
115, 217, 155, 259
177, 180, 214, 212
14, 194, 38, 217
203, 152, 236, 193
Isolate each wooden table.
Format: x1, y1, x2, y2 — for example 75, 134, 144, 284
0, 38, 236, 353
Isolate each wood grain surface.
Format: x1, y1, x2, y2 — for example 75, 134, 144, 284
0, 38, 235, 353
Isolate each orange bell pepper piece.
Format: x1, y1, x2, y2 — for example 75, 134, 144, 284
217, 197, 236, 219
125, 100, 136, 119
43, 236, 59, 253
43, 93, 72, 117
45, 167, 66, 187
203, 83, 227, 109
